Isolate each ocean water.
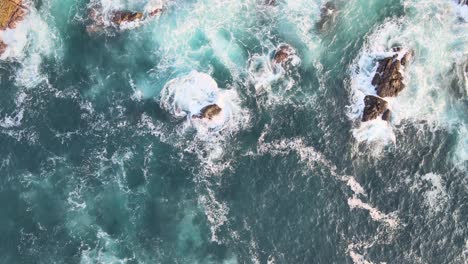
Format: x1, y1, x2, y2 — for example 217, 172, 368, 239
0, 0, 467, 263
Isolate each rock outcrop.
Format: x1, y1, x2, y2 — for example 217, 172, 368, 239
87, 5, 163, 33
0, 0, 26, 56
361, 48, 413, 122
362, 95, 389, 122
192, 104, 222, 120
459, 0, 467, 6
111, 11, 143, 25
371, 49, 412, 97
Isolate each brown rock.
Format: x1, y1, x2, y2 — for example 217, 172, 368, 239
111, 11, 143, 26
362, 95, 388, 122
273, 44, 295, 65
0, 0, 26, 30
0, 40, 7, 55
382, 109, 392, 121
192, 104, 222, 120
372, 51, 412, 97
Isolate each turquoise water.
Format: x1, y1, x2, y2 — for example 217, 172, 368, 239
0, 0, 467, 263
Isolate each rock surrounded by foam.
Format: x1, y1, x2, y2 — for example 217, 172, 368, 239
86, 3, 162, 33
161, 71, 227, 120
362, 95, 389, 122
361, 48, 413, 122
372, 49, 412, 97
0, 0, 26, 56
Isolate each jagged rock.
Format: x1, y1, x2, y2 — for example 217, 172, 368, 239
362, 95, 388, 122
317, 2, 337, 31
192, 104, 222, 120
371, 50, 412, 97
111, 11, 143, 25
459, 0, 467, 6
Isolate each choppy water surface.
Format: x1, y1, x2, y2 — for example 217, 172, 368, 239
0, 0, 467, 263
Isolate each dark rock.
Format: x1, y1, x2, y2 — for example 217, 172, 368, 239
372, 51, 412, 97
459, 0, 467, 6
111, 11, 143, 25
273, 44, 297, 69
192, 104, 222, 120
382, 109, 392, 121
362, 95, 388, 122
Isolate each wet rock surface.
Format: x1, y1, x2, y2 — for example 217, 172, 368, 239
111, 11, 143, 25
371, 48, 412, 98
192, 104, 222, 120
362, 95, 388, 122
86, 5, 163, 33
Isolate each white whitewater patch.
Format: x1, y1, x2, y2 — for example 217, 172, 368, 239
347, 197, 399, 228
80, 228, 134, 264
248, 44, 301, 102
255, 128, 401, 263
160, 71, 249, 136
0, 92, 26, 128
155, 71, 250, 243
255, 128, 399, 228
408, 172, 449, 213
198, 187, 229, 243
420, 173, 448, 213
348, 0, 468, 165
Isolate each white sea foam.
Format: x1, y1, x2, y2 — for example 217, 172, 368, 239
348, 197, 399, 228
198, 187, 229, 243
348, 0, 467, 166
248, 44, 301, 101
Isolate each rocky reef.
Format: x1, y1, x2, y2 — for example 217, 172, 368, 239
361, 48, 413, 122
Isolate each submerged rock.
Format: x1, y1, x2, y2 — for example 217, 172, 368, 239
362, 95, 388, 122
317, 2, 337, 31
371, 50, 412, 97
192, 104, 222, 120
0, 0, 26, 56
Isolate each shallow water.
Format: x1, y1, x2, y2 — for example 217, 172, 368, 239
0, 0, 467, 263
